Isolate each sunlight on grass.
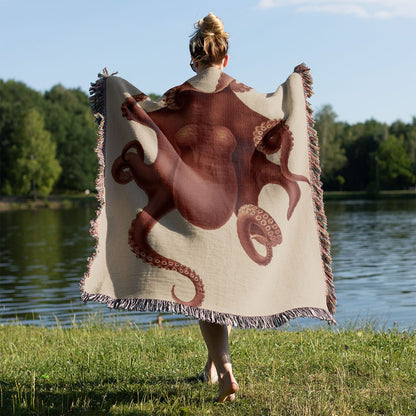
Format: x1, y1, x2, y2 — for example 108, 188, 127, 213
0, 318, 415, 415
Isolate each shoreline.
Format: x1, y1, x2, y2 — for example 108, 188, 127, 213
323, 190, 416, 200
0, 194, 97, 211
0, 190, 415, 211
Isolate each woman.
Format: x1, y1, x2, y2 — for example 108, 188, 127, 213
83, 12, 336, 405
188, 13, 239, 403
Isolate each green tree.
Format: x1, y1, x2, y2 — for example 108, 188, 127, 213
44, 85, 97, 191
314, 105, 347, 188
0, 103, 20, 194
148, 93, 161, 101
0, 79, 44, 109
10, 108, 61, 197
389, 118, 416, 181
0, 80, 45, 194
376, 135, 415, 189
341, 119, 387, 191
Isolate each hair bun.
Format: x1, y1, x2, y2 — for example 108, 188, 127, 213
197, 12, 228, 38
189, 13, 229, 65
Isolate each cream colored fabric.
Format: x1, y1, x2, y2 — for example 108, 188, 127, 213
81, 65, 336, 328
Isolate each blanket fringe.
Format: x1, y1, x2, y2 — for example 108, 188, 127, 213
79, 69, 111, 292
81, 291, 337, 329
294, 63, 336, 315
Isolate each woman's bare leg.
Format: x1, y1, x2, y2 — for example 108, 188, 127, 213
199, 321, 239, 402
200, 354, 218, 383
201, 325, 232, 384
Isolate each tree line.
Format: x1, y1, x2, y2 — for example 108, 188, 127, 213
315, 105, 415, 191
0, 80, 97, 197
0, 80, 415, 197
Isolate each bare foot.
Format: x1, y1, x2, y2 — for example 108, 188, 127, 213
199, 358, 218, 384
215, 372, 239, 403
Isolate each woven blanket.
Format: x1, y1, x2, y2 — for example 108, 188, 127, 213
80, 64, 336, 328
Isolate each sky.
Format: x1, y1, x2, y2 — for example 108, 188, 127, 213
1, 0, 415, 124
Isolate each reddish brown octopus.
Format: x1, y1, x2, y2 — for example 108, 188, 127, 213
111, 72, 309, 308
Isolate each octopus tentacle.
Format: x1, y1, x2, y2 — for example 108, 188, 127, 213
278, 122, 310, 185
253, 119, 281, 154
128, 210, 205, 308
112, 141, 145, 184
252, 118, 309, 220
236, 204, 282, 266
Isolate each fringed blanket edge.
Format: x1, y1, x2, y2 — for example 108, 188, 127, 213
294, 63, 336, 317
81, 291, 337, 328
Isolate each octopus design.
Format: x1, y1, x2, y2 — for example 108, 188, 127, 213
111, 73, 309, 308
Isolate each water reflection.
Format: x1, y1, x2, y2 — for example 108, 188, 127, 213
0, 199, 415, 329
325, 199, 416, 329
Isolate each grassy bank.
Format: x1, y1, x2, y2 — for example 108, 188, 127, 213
0, 322, 414, 415
0, 194, 97, 211
323, 190, 416, 200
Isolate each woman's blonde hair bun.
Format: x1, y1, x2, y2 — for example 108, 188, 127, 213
197, 12, 229, 39
189, 13, 229, 66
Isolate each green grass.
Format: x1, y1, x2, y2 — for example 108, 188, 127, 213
0, 321, 415, 415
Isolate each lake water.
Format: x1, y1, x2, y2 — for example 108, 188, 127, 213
0, 198, 415, 330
